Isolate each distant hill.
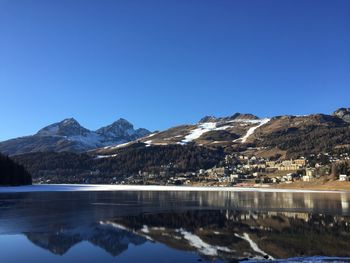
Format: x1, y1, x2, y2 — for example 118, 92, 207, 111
0, 153, 32, 186
0, 118, 150, 155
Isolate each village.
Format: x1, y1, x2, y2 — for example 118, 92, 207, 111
123, 151, 350, 187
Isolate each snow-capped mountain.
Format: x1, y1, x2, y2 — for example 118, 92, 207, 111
2, 108, 350, 159
93, 112, 271, 155
8, 108, 350, 184
138, 113, 267, 147
0, 118, 151, 155
93, 109, 350, 160
36, 118, 91, 137
96, 118, 150, 144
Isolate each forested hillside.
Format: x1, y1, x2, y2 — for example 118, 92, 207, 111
13, 144, 224, 184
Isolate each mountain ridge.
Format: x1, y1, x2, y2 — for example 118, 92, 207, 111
0, 118, 151, 155
1, 108, 349, 157
9, 107, 350, 185
93, 108, 350, 159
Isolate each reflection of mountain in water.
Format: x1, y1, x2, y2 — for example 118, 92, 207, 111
16, 209, 350, 261
109, 210, 350, 261
25, 223, 146, 256
1, 191, 350, 261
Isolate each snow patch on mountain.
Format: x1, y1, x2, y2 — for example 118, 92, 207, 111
95, 154, 118, 159
102, 141, 133, 150
181, 122, 217, 144
180, 119, 269, 145
234, 118, 270, 143
145, 133, 157, 138
144, 140, 153, 147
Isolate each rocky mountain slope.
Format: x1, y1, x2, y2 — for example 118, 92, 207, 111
94, 113, 269, 155
0, 118, 150, 155
93, 109, 350, 159
253, 114, 350, 158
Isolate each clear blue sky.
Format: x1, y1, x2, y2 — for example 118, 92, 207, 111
0, 0, 349, 141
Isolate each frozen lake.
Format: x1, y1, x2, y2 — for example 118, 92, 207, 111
1, 189, 350, 262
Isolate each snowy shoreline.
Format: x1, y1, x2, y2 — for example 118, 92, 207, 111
0, 184, 348, 193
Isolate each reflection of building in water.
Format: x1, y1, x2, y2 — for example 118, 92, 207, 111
267, 211, 310, 222
283, 192, 294, 207
224, 210, 311, 223
303, 193, 314, 209
224, 209, 350, 228
341, 193, 349, 211
132, 191, 350, 217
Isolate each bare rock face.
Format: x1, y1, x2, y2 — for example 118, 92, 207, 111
333, 108, 350, 123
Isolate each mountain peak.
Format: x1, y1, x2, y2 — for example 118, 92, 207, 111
113, 118, 133, 127
61, 118, 79, 125
0, 117, 151, 155
97, 118, 134, 135
333, 108, 350, 123
198, 116, 217, 123
227, 113, 259, 120
36, 118, 90, 136
96, 118, 150, 139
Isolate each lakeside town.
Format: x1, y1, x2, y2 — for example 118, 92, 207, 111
121, 150, 350, 188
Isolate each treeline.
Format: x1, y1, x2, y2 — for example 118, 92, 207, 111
0, 153, 32, 186
257, 125, 350, 158
13, 145, 224, 183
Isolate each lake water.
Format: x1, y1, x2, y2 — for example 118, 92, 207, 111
1, 190, 350, 262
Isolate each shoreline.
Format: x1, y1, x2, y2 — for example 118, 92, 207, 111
0, 184, 349, 193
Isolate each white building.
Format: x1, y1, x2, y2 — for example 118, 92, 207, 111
302, 175, 312, 182
339, 174, 349, 181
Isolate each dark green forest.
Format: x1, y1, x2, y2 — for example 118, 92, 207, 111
13, 144, 224, 183
0, 153, 32, 186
